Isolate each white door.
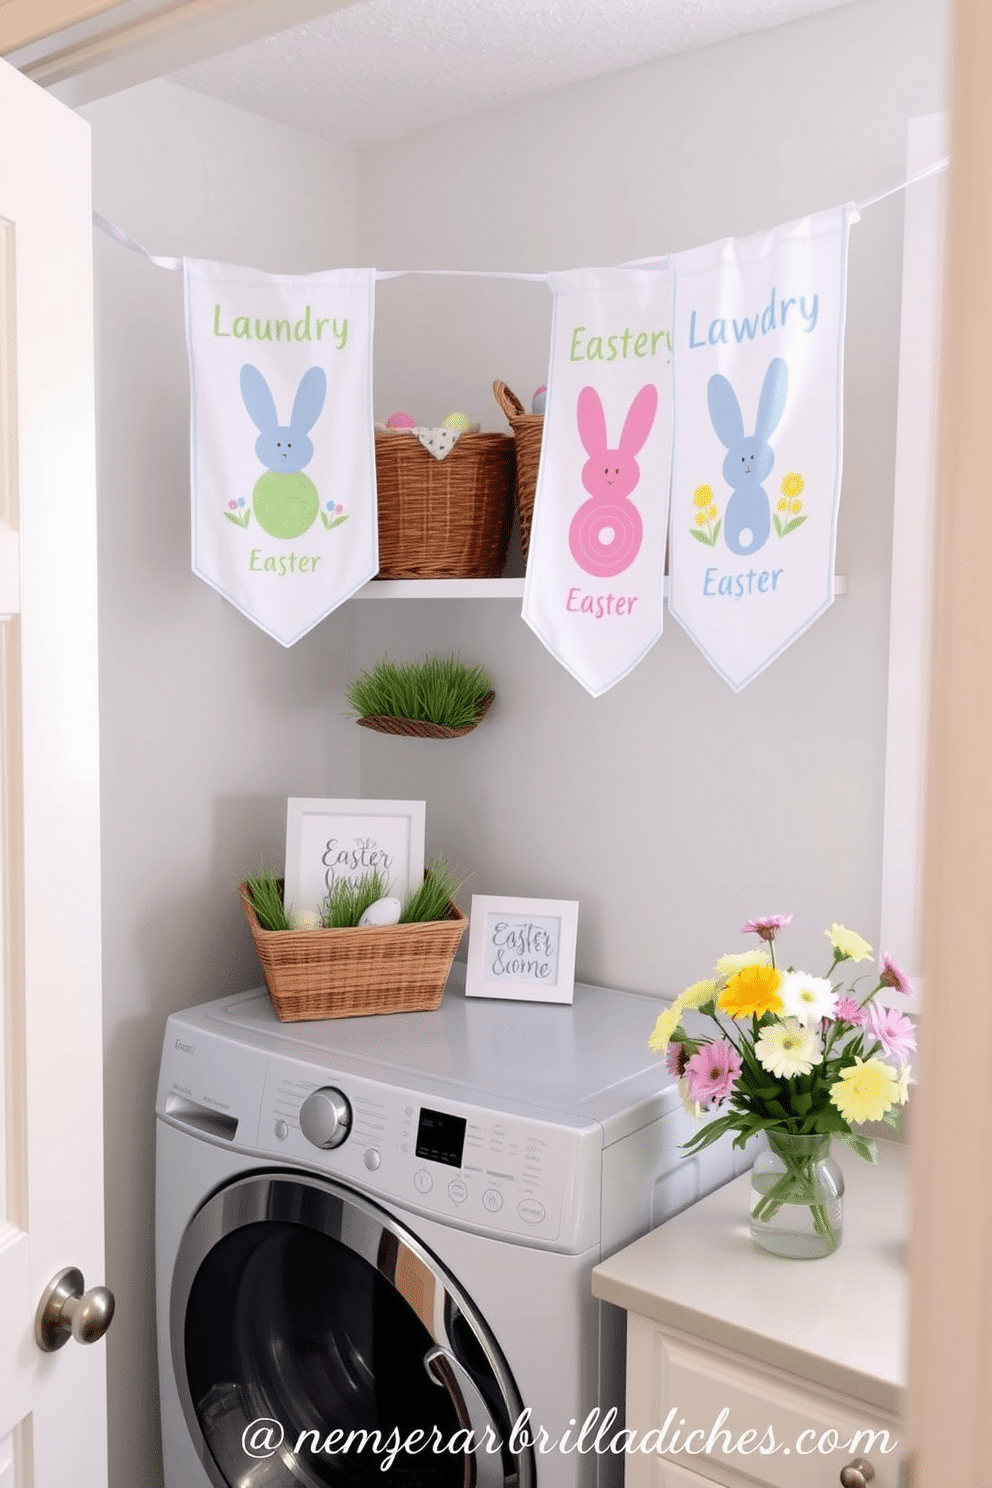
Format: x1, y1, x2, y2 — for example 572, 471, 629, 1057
0, 56, 108, 1488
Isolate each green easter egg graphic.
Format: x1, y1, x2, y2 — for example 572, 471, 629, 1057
252, 471, 320, 539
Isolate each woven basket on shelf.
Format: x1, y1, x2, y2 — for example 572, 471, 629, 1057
357, 690, 495, 739
374, 430, 515, 578
493, 381, 544, 565
239, 881, 468, 1021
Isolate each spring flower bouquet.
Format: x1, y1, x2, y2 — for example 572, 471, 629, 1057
650, 917, 914, 1258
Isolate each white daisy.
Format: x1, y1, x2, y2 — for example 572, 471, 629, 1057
779, 970, 838, 1026
755, 1019, 822, 1079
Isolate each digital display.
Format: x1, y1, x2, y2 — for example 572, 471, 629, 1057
415, 1107, 466, 1167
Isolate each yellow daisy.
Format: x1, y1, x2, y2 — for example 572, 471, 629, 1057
718, 964, 784, 1019
781, 472, 806, 498
789, 499, 803, 514
679, 978, 718, 1010
695, 512, 707, 526
777, 498, 788, 512
714, 948, 768, 980
826, 924, 873, 963
707, 504, 718, 520
693, 484, 713, 508
829, 1057, 899, 1124
647, 1002, 682, 1053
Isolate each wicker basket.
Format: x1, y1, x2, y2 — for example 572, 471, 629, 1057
375, 429, 515, 578
240, 881, 468, 1021
493, 381, 544, 565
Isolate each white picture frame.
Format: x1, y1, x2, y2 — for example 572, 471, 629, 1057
465, 896, 579, 1005
284, 798, 426, 919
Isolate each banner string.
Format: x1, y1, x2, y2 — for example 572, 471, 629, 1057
93, 157, 950, 279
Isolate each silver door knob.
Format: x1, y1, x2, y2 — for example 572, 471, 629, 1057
35, 1266, 115, 1352
840, 1460, 876, 1488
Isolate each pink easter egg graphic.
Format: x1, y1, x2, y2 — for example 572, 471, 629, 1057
569, 497, 643, 577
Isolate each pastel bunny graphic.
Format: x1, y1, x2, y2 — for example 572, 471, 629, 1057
240, 364, 327, 539
568, 384, 658, 578
706, 357, 788, 557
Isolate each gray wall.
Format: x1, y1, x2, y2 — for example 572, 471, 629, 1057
354, 0, 946, 991
82, 79, 362, 1488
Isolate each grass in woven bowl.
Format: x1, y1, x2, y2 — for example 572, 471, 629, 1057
346, 655, 494, 732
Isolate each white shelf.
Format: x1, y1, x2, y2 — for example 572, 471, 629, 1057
355, 576, 848, 599
355, 578, 525, 598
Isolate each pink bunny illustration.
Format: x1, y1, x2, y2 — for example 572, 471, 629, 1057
568, 384, 658, 578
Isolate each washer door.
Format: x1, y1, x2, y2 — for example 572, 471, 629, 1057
172, 1171, 534, 1488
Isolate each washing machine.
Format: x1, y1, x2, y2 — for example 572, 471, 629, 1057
155, 965, 747, 1488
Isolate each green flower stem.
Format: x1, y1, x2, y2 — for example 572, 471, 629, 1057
752, 1140, 840, 1253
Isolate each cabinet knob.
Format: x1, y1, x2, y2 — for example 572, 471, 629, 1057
840, 1460, 876, 1488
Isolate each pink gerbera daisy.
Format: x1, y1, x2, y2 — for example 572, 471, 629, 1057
684, 1041, 742, 1109
740, 913, 793, 942
867, 1002, 917, 1062
879, 952, 914, 997
833, 996, 865, 1025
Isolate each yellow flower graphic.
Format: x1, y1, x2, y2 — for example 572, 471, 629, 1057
718, 964, 784, 1019
829, 1057, 899, 1124
774, 472, 808, 539
690, 485, 721, 546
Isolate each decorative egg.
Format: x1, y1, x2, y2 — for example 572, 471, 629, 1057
441, 411, 471, 431
531, 386, 547, 414
290, 907, 322, 930
358, 896, 403, 928
385, 411, 417, 430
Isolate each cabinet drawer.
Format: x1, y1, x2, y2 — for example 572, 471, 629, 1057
625, 1314, 903, 1488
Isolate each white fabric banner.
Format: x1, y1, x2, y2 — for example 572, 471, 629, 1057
184, 260, 378, 646
522, 267, 675, 697
668, 205, 857, 690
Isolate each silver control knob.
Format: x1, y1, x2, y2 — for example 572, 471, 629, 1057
299, 1086, 352, 1149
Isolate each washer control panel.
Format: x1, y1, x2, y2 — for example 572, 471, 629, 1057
255, 1058, 601, 1249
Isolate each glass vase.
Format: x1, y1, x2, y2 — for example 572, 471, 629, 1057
749, 1132, 844, 1260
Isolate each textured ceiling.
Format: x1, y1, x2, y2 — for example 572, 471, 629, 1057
171, 0, 857, 147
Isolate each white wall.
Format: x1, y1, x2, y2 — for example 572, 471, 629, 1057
354, 0, 947, 991
80, 79, 362, 1488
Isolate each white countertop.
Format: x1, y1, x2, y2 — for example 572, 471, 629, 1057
592, 1137, 908, 1415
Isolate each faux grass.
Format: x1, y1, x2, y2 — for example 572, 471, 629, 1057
320, 868, 392, 928
246, 869, 292, 931
346, 655, 493, 731
402, 855, 465, 924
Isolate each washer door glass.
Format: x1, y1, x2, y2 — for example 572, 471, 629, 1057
173, 1171, 532, 1488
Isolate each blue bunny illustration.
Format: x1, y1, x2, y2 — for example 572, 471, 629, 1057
240, 364, 327, 473
707, 357, 788, 557
239, 365, 328, 540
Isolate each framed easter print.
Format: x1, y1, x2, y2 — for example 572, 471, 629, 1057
465, 896, 579, 1005
284, 798, 425, 921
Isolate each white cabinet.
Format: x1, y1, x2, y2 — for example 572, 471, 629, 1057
592, 1140, 908, 1488
624, 1314, 901, 1488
